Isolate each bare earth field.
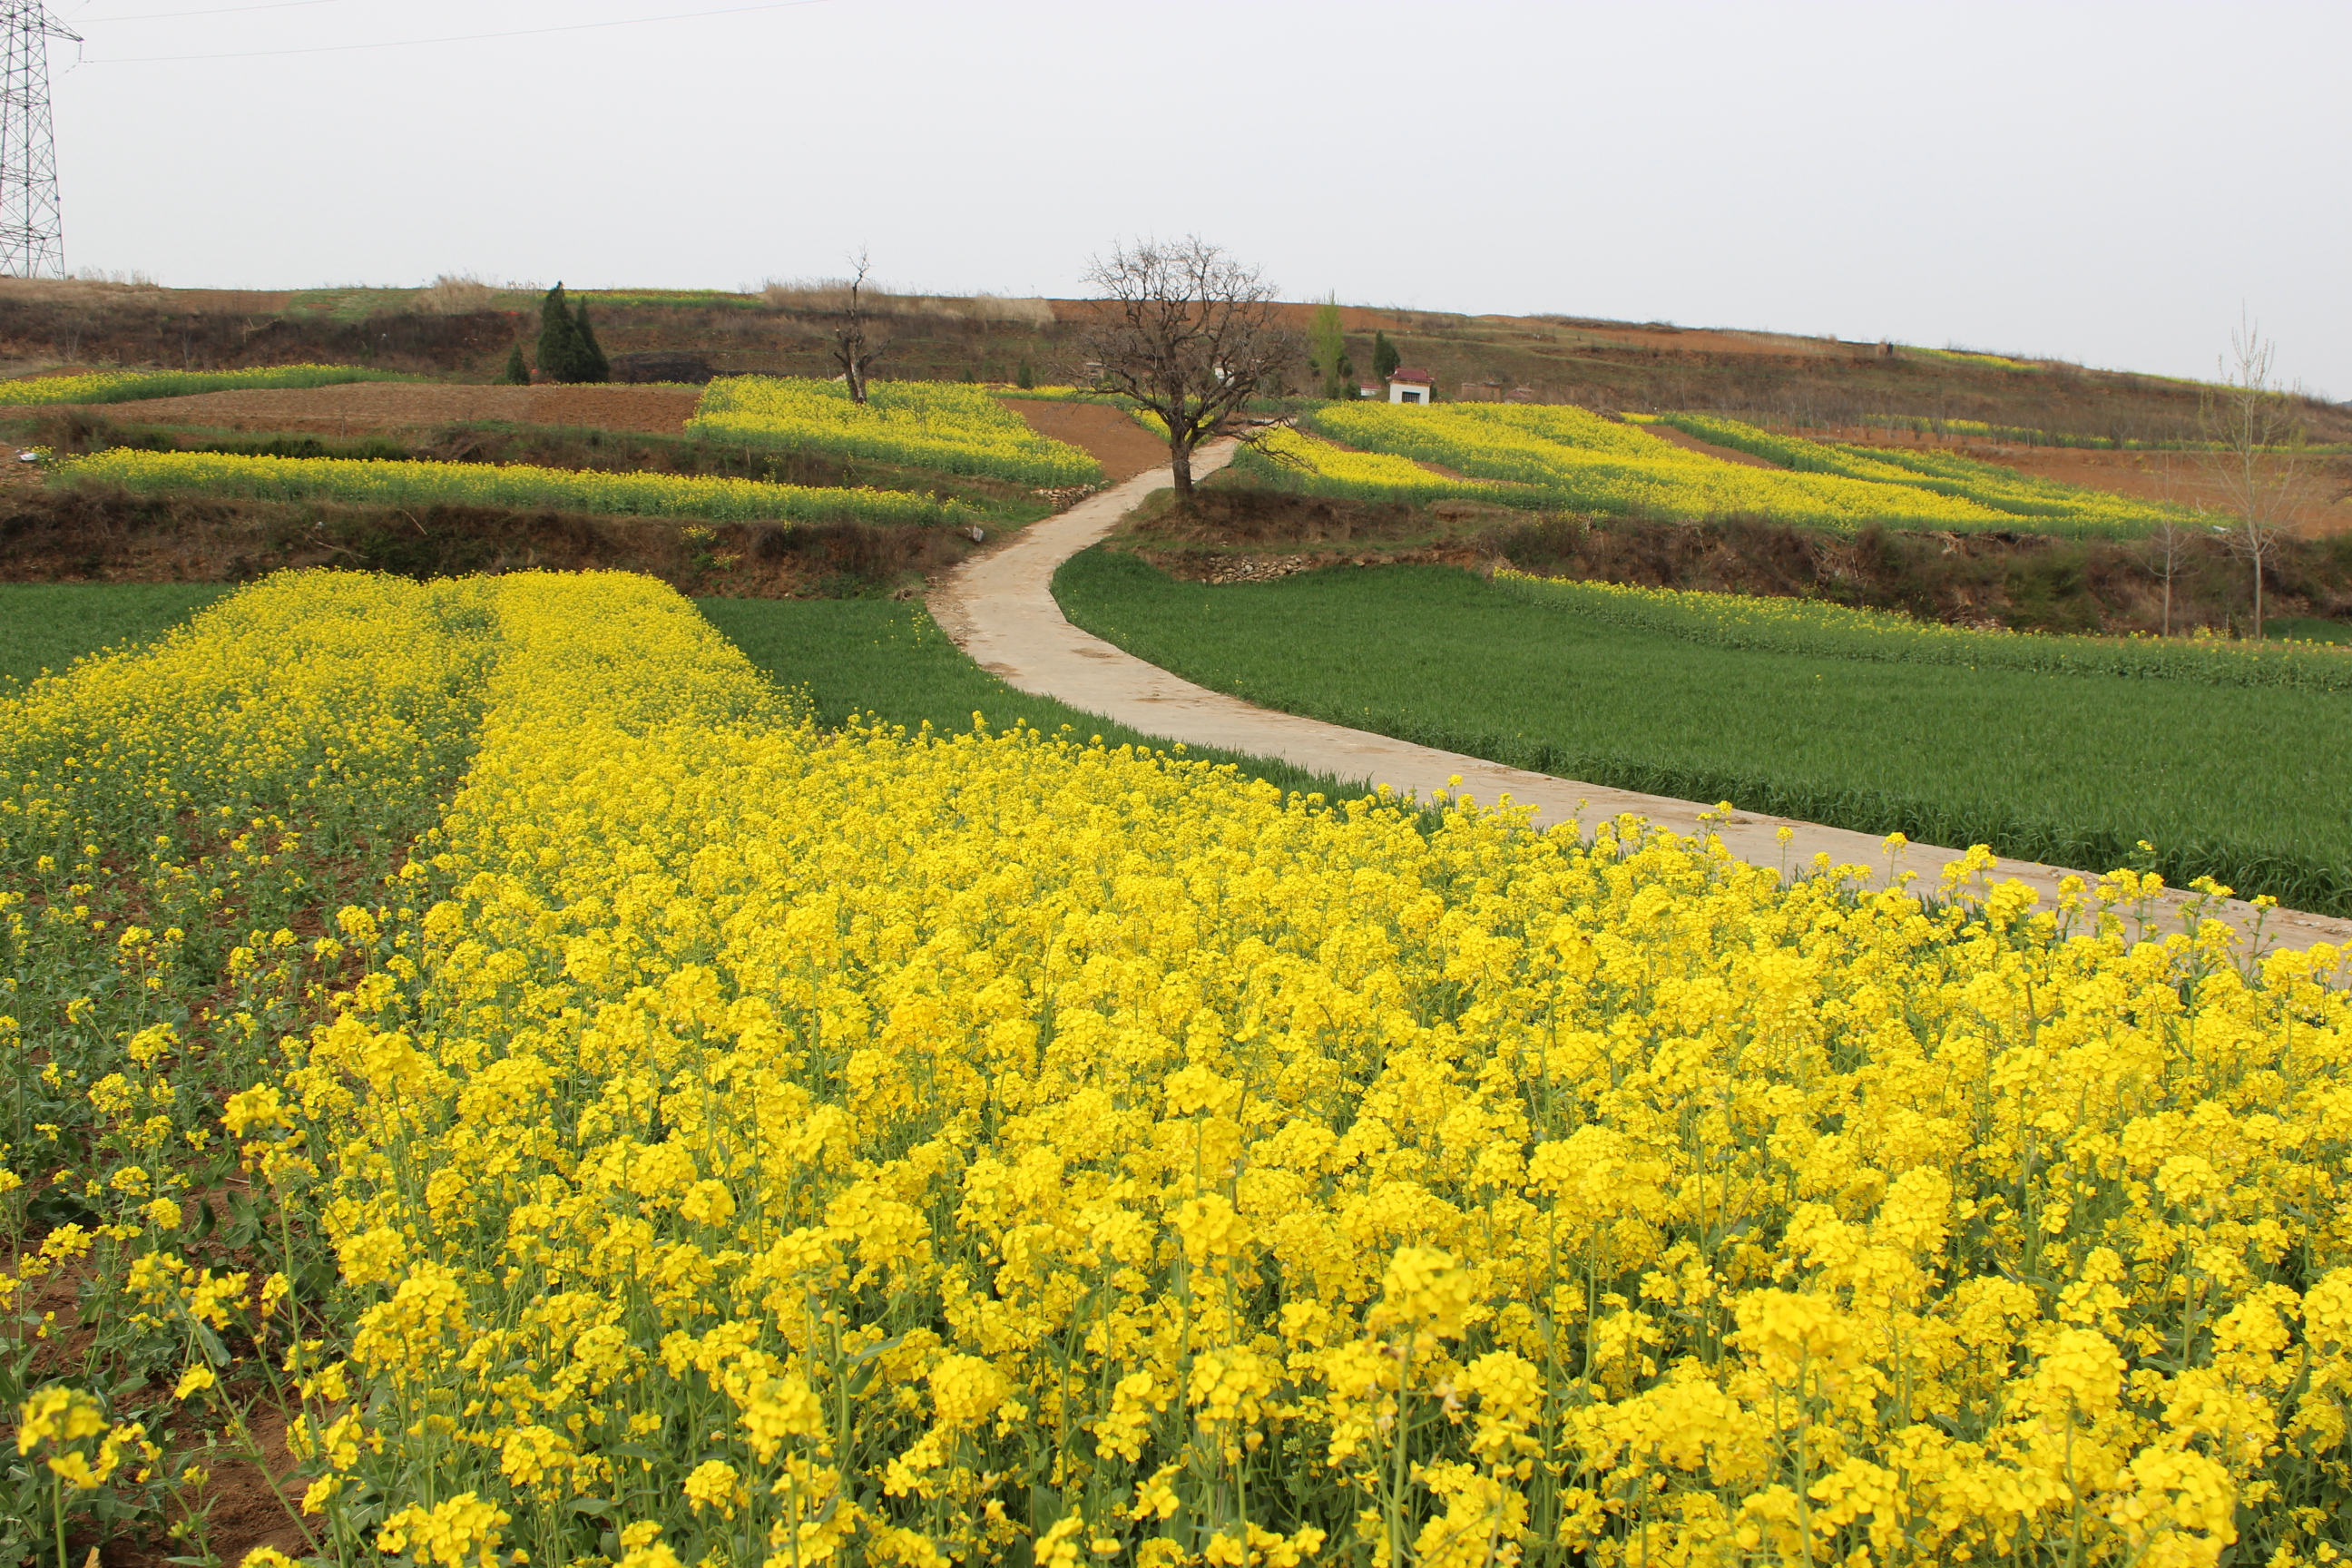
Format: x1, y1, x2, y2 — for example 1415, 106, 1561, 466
27, 382, 704, 436
1001, 397, 1169, 482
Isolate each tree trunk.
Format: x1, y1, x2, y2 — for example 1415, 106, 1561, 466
1170, 439, 1193, 495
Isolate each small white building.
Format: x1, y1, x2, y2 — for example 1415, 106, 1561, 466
1388, 368, 1434, 405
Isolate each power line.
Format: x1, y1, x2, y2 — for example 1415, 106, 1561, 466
82, 0, 832, 61
72, 1, 361, 23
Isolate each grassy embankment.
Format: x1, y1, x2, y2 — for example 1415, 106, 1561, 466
1054, 548, 2352, 915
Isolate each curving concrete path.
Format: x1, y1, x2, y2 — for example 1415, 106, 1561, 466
929, 440, 2352, 958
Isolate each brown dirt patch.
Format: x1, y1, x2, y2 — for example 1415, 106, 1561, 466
1642, 422, 1781, 469
18, 382, 703, 436
1002, 397, 1167, 482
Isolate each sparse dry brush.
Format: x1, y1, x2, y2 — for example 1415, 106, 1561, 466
410, 275, 500, 316
758, 279, 1055, 326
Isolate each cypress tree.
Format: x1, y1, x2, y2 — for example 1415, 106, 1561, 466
501, 343, 531, 385
1374, 330, 1400, 380
537, 283, 586, 383
1015, 359, 1034, 390
572, 299, 611, 384
1309, 295, 1345, 400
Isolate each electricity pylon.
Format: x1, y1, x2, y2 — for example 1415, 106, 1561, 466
0, 3, 75, 278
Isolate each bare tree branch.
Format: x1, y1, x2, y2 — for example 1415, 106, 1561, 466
828, 250, 887, 405
1080, 237, 1298, 495
2195, 312, 2315, 639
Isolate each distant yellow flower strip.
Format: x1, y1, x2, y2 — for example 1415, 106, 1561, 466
1230, 426, 1529, 504
1310, 402, 2022, 531
690, 377, 1102, 487
1494, 571, 2352, 692
0, 363, 413, 407
1660, 413, 2189, 534
90, 573, 2332, 1567
52, 447, 965, 526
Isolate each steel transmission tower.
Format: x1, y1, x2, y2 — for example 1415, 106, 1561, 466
0, 3, 75, 278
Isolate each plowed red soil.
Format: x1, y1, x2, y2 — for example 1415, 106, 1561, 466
1002, 397, 1169, 482
29, 382, 703, 436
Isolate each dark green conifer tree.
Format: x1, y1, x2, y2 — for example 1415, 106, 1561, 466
537, 283, 586, 382
572, 299, 611, 384
1373, 331, 1400, 380
501, 343, 532, 385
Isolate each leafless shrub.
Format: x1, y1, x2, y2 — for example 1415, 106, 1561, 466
413, 273, 498, 314
2196, 313, 2318, 639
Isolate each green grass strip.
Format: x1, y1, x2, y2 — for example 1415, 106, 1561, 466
0, 363, 419, 407
1054, 550, 2352, 916
0, 583, 232, 691
53, 448, 969, 526
696, 595, 1374, 803
1494, 573, 2352, 692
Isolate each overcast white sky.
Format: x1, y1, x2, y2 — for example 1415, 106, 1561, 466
45, 0, 2351, 398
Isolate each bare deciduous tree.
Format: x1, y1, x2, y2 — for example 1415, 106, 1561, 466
1082, 237, 1296, 495
828, 250, 886, 405
2128, 455, 2201, 638
2196, 314, 2313, 639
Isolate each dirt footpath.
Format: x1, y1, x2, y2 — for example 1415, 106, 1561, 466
25, 382, 704, 436
1001, 397, 1170, 482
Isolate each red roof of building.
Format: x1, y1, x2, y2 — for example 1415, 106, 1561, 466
1389, 368, 1433, 384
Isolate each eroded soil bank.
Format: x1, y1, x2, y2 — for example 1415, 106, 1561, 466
1115, 486, 2352, 638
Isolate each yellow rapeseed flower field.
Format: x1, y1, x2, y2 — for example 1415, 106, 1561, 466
1312, 404, 2182, 536
1234, 427, 1528, 505
0, 364, 410, 407
7, 571, 2352, 1568
688, 377, 1102, 488
51, 448, 965, 526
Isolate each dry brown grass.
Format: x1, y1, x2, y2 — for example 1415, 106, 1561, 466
0, 272, 170, 308
411, 273, 498, 315
757, 278, 1054, 325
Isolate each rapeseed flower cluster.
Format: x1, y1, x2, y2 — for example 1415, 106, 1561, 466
1230, 427, 1527, 505
13, 570, 2352, 1566
52, 448, 965, 528
688, 377, 1102, 488
0, 363, 409, 407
